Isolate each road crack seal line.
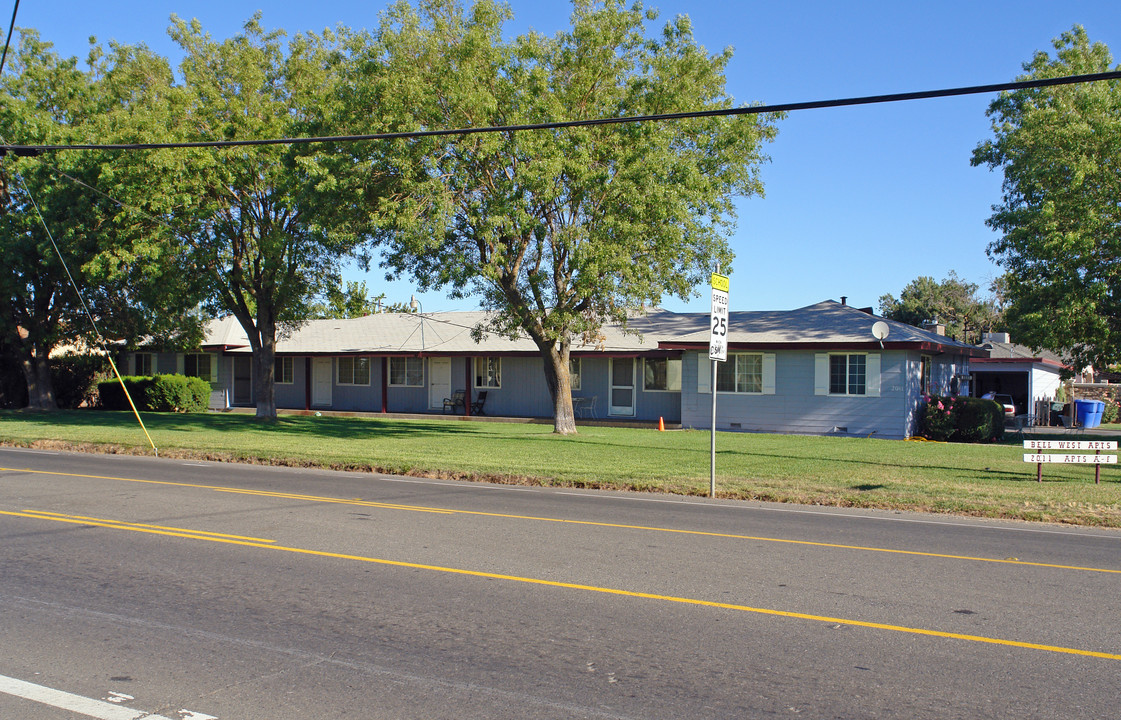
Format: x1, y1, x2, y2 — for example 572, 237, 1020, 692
6, 506, 1121, 663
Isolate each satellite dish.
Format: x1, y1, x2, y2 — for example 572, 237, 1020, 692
871, 321, 890, 341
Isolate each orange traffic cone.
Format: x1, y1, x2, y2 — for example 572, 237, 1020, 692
658, 416, 665, 432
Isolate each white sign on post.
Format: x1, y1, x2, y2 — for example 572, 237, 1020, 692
709, 273, 730, 362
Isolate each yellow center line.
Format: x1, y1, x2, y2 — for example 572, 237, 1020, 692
4, 509, 276, 543
3, 466, 1119, 575
5, 507, 1120, 662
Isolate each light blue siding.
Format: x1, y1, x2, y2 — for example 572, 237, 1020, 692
274, 357, 305, 409
682, 351, 912, 439
904, 353, 972, 436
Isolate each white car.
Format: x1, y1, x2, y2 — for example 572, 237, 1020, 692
989, 393, 1016, 420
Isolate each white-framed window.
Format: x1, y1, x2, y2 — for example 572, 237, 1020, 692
389, 357, 424, 387
643, 357, 682, 392
814, 353, 880, 397
337, 356, 371, 386
474, 357, 501, 388
698, 352, 776, 395
829, 353, 866, 395
184, 353, 214, 382
716, 354, 763, 393
275, 356, 294, 384
569, 357, 582, 391
134, 352, 154, 376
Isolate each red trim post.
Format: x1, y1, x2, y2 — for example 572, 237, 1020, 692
464, 357, 472, 416
304, 357, 312, 411
381, 357, 388, 413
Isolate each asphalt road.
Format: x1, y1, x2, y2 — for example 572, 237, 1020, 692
1, 446, 1120, 719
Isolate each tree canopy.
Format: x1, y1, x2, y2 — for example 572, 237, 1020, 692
119, 15, 390, 419
344, 0, 780, 433
0, 31, 201, 409
971, 26, 1121, 370
877, 271, 1003, 344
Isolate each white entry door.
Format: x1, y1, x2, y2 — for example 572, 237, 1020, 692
312, 357, 332, 407
429, 357, 451, 409
609, 358, 635, 416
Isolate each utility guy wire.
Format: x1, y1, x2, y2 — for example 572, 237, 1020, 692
1, 71, 1119, 156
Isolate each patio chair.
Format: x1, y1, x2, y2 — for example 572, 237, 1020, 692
1010, 414, 1036, 443
443, 389, 465, 414
574, 395, 597, 419
470, 391, 488, 416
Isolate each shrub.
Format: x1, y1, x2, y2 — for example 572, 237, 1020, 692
98, 376, 154, 411
1104, 400, 1119, 425
98, 374, 210, 413
52, 354, 111, 409
954, 396, 1004, 442
920, 394, 1003, 443
147, 374, 210, 413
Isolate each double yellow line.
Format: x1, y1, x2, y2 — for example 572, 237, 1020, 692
3, 466, 1119, 576
3, 505, 1121, 662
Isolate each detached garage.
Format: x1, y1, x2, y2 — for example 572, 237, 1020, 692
970, 333, 1067, 418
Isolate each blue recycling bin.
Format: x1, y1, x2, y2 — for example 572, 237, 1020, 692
1075, 400, 1105, 428
1091, 400, 1105, 428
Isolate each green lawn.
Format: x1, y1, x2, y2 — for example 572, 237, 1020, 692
2, 410, 1121, 527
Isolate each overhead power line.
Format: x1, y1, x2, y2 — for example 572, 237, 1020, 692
2, 70, 1119, 156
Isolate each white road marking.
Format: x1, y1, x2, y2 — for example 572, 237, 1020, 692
104, 690, 134, 703
0, 674, 176, 720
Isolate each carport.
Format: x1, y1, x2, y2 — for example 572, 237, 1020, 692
971, 334, 1067, 420
971, 368, 1030, 415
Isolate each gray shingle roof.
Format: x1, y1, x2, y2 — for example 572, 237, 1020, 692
201, 300, 981, 355
661, 301, 980, 350
978, 342, 1068, 366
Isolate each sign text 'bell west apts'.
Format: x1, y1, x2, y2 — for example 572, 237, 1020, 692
709, 273, 730, 362
1023, 440, 1117, 464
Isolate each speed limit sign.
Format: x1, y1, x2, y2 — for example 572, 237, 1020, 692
709, 273, 729, 362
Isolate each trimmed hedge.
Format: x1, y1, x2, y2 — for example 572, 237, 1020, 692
147, 374, 210, 413
97, 375, 210, 413
97, 376, 153, 411
920, 394, 1004, 443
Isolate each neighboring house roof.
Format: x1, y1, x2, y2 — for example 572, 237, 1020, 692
195, 300, 984, 357
973, 341, 1069, 370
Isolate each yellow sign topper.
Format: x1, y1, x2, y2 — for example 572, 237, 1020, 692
710, 273, 730, 293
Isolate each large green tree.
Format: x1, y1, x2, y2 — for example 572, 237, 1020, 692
878, 271, 1003, 344
346, 0, 779, 434
0, 31, 200, 409
128, 16, 386, 419
971, 26, 1121, 370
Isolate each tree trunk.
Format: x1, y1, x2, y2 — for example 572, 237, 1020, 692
538, 342, 576, 435
18, 344, 56, 411
253, 308, 278, 421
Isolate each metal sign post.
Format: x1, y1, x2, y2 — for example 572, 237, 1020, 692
709, 271, 730, 498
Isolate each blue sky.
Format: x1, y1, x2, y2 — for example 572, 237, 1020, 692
12, 1, 1120, 315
